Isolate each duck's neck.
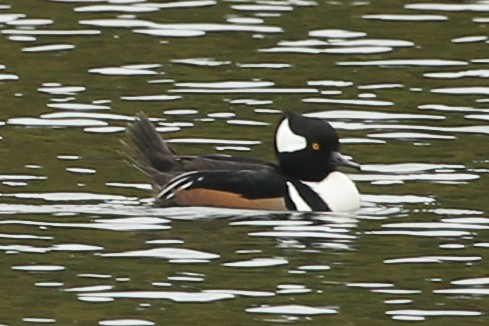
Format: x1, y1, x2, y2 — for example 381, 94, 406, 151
279, 158, 334, 182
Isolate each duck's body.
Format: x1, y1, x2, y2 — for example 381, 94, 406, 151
125, 112, 361, 212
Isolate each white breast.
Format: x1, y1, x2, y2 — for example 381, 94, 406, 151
303, 171, 361, 212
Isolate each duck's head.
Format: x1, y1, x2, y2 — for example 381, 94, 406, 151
274, 112, 360, 181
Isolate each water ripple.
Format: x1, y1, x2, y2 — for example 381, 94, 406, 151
386, 309, 481, 317
22, 44, 74, 53
13, 264, 65, 272
0, 219, 169, 231
307, 110, 443, 120
338, 59, 467, 67
406, 3, 489, 12
75, 5, 159, 13
7, 117, 107, 128
141, 1, 216, 10
172, 58, 230, 66
303, 98, 393, 106
222, 257, 288, 268
246, 305, 337, 315
99, 319, 154, 326
2, 29, 100, 36
89, 64, 161, 76
101, 248, 219, 260
384, 256, 481, 264
363, 14, 448, 21
47, 102, 110, 110
79, 291, 234, 303
38, 84, 85, 95
80, 19, 283, 33
203, 289, 275, 297
309, 29, 366, 38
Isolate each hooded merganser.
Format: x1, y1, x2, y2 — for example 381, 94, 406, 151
125, 112, 361, 212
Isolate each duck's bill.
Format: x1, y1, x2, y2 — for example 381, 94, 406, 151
331, 152, 361, 171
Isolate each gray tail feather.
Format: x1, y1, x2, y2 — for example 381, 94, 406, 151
123, 112, 178, 187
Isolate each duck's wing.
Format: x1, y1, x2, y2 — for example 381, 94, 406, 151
124, 112, 278, 187
154, 169, 289, 210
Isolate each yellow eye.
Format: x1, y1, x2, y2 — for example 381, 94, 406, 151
312, 143, 320, 151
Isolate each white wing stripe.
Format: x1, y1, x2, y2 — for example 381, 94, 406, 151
157, 171, 200, 199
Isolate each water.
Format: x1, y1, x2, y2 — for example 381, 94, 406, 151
1, 0, 489, 324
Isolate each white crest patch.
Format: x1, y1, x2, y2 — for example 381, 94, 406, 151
303, 172, 360, 212
275, 118, 307, 153
286, 182, 312, 212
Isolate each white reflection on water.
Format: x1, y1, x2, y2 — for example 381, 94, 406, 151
338, 59, 467, 66
0, 73, 18, 81
405, 3, 489, 12
307, 110, 442, 120
78, 291, 235, 303
47, 103, 110, 110
368, 132, 455, 140
362, 163, 465, 173
134, 28, 205, 37
6, 18, 53, 26
384, 256, 481, 264
2, 29, 100, 36
347, 282, 394, 288
425, 69, 489, 78
0, 219, 170, 231
309, 29, 365, 38
231, 4, 293, 12
431, 86, 489, 95
223, 257, 288, 268
167, 138, 260, 146
249, 231, 355, 240
99, 319, 154, 326
434, 288, 489, 295
332, 121, 489, 135
141, 1, 217, 10
0, 13, 25, 23
451, 277, 489, 285
22, 318, 57, 324
75, 5, 159, 13
12, 264, 65, 272
79, 19, 283, 33
204, 289, 275, 297
120, 94, 181, 101
176, 80, 273, 88
172, 57, 230, 66
64, 285, 113, 292
42, 112, 133, 121
382, 221, 489, 230
22, 44, 75, 53
303, 98, 394, 106
1, 192, 135, 202
386, 309, 481, 317
38, 84, 85, 95
362, 14, 448, 21
7, 117, 108, 127
329, 39, 414, 47
101, 248, 219, 260
246, 304, 337, 315
89, 65, 160, 76
170, 87, 317, 94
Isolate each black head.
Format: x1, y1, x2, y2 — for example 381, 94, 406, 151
274, 112, 360, 181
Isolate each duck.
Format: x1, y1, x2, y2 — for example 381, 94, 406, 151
124, 111, 361, 212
